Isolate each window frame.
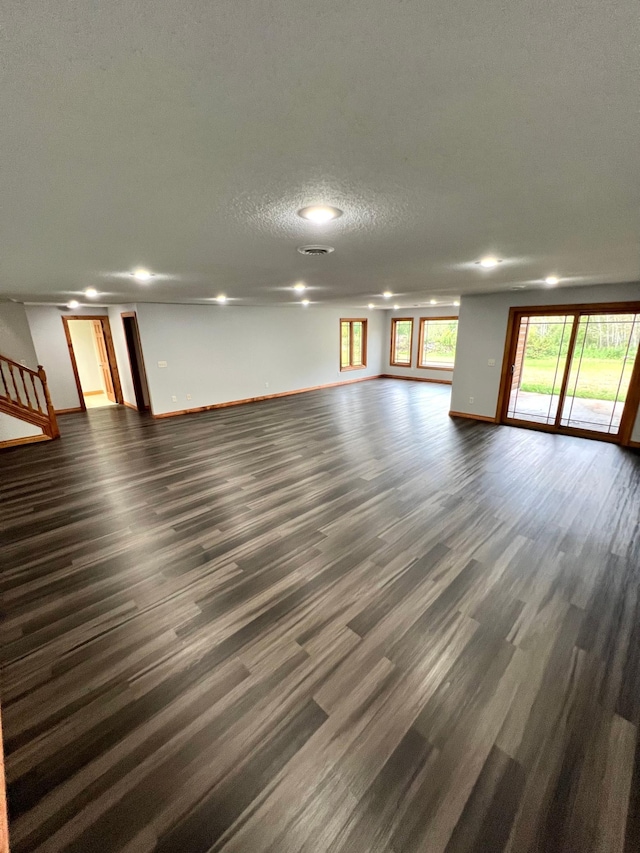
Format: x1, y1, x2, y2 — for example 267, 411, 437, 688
340, 318, 368, 371
389, 317, 414, 367
417, 316, 459, 370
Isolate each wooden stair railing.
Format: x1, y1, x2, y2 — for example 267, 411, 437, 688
0, 354, 59, 440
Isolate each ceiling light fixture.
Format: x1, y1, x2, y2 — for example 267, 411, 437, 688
132, 268, 153, 282
67, 300, 79, 309
293, 282, 306, 291
301, 299, 310, 305
453, 300, 460, 306
368, 303, 374, 309
216, 295, 227, 303
85, 287, 98, 298
545, 275, 559, 286
298, 205, 343, 224
430, 299, 437, 304
393, 304, 399, 310
476, 257, 502, 269
383, 291, 392, 298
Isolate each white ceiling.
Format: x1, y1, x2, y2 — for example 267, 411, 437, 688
1, 1, 639, 308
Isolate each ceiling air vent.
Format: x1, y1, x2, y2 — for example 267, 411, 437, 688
297, 245, 335, 256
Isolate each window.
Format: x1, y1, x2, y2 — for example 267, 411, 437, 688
418, 317, 458, 369
340, 319, 368, 370
390, 318, 414, 366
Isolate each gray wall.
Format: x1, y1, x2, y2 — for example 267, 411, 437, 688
25, 305, 135, 412
384, 307, 459, 383
26, 306, 108, 410
450, 283, 640, 441
135, 303, 385, 416
0, 301, 38, 368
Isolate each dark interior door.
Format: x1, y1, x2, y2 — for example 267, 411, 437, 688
123, 315, 149, 412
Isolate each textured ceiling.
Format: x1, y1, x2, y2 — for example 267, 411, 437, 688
0, 1, 639, 308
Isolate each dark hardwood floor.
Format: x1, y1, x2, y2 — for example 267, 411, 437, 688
1, 379, 639, 853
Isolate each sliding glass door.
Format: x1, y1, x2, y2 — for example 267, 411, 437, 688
501, 305, 640, 442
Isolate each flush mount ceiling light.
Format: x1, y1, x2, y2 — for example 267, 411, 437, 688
393, 304, 399, 309
297, 245, 334, 256
297, 205, 343, 224
383, 291, 392, 298
476, 257, 502, 269
454, 300, 460, 306
216, 294, 227, 303
301, 298, 310, 306
85, 287, 98, 298
368, 303, 374, 309
430, 299, 437, 304
132, 268, 153, 282
293, 282, 306, 291
67, 300, 79, 309
545, 275, 559, 285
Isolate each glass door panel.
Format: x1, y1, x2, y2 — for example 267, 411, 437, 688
559, 313, 640, 435
506, 315, 575, 425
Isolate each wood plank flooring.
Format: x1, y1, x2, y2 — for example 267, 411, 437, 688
1, 379, 639, 853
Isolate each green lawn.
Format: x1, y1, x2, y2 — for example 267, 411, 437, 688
520, 358, 629, 402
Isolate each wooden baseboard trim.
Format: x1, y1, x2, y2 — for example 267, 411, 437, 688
449, 410, 498, 423
83, 390, 104, 396
122, 400, 139, 411
55, 406, 84, 415
381, 374, 452, 386
152, 375, 384, 419
628, 440, 640, 448
0, 433, 50, 450
0, 708, 8, 853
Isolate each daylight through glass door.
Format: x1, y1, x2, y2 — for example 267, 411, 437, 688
504, 307, 640, 439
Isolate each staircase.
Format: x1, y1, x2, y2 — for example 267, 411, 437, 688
0, 354, 59, 446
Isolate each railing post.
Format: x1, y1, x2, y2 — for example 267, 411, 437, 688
38, 365, 60, 439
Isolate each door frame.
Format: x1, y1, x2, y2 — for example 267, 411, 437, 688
121, 312, 150, 412
62, 315, 123, 411
497, 301, 640, 446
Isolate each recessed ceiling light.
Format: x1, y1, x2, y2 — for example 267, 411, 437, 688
476, 257, 502, 269
293, 282, 306, 291
453, 300, 460, 306
545, 275, 559, 286
430, 299, 437, 304
216, 294, 227, 303
298, 205, 343, 224
368, 303, 374, 309
132, 268, 153, 282
393, 304, 399, 309
85, 287, 98, 298
301, 298, 310, 306
383, 291, 392, 298
67, 300, 79, 309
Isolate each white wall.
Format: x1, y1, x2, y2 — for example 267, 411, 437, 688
107, 305, 137, 406
135, 303, 385, 416
384, 307, 459, 382
0, 415, 42, 443
67, 320, 106, 394
450, 283, 640, 441
0, 302, 44, 443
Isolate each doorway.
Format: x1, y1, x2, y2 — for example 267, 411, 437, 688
62, 316, 123, 411
121, 312, 150, 412
498, 303, 640, 444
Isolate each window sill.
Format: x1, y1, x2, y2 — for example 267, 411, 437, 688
340, 365, 367, 372
418, 364, 454, 371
